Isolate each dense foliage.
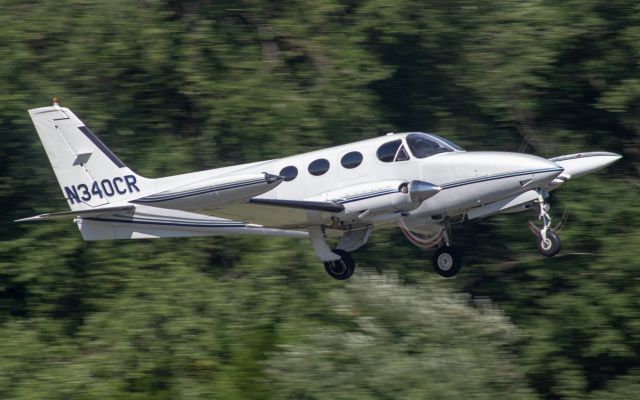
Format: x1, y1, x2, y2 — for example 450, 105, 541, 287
1, 1, 638, 398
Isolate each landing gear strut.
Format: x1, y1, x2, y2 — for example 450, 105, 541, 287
432, 219, 462, 278
533, 190, 561, 257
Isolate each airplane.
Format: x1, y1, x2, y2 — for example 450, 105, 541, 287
18, 99, 622, 280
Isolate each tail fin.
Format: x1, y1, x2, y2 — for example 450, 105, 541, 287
28, 101, 149, 210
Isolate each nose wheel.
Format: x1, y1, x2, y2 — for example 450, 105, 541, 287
323, 249, 355, 280
535, 230, 561, 257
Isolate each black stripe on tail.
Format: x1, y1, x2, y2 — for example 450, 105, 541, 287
78, 126, 125, 168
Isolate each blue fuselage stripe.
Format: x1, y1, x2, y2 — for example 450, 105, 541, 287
440, 168, 562, 190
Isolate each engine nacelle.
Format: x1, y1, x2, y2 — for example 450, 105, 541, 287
313, 180, 441, 217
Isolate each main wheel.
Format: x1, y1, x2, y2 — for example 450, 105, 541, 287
324, 249, 355, 280
536, 230, 561, 257
432, 246, 462, 278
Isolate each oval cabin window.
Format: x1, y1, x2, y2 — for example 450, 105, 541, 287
340, 151, 363, 169
308, 159, 330, 176
279, 166, 298, 181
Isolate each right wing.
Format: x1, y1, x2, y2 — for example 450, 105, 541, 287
248, 198, 344, 212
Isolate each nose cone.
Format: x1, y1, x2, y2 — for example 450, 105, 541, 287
550, 152, 622, 178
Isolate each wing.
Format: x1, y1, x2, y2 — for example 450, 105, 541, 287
210, 200, 342, 229
249, 198, 344, 212
17, 204, 307, 240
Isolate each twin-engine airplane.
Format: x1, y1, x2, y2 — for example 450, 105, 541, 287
19, 100, 621, 279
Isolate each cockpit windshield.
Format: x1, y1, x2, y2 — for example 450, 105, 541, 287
405, 132, 464, 159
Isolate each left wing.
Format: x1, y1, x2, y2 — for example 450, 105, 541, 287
17, 204, 307, 240
82, 205, 308, 240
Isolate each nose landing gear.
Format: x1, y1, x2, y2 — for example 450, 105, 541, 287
531, 190, 561, 257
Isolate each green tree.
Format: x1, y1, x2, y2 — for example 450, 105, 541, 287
266, 273, 536, 399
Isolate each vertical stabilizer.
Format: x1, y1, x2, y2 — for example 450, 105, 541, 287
28, 100, 149, 210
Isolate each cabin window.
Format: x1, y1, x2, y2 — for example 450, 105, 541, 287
308, 158, 330, 176
406, 133, 453, 158
377, 139, 402, 162
341, 151, 363, 169
279, 166, 298, 181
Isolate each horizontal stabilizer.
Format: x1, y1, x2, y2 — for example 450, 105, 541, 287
15, 205, 135, 222
249, 198, 345, 212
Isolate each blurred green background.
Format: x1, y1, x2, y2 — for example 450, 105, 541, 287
1, 0, 639, 398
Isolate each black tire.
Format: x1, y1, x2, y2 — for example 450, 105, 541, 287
535, 230, 561, 257
324, 249, 355, 280
432, 246, 462, 278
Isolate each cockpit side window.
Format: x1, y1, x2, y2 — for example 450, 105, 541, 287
377, 139, 402, 162
406, 133, 453, 158
395, 145, 410, 161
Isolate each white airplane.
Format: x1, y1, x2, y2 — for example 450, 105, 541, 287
19, 100, 622, 279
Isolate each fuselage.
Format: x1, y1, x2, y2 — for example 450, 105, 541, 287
144, 132, 563, 230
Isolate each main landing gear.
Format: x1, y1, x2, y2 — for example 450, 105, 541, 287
309, 226, 372, 280
531, 190, 561, 257
433, 246, 462, 278
432, 219, 463, 278
324, 249, 355, 280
